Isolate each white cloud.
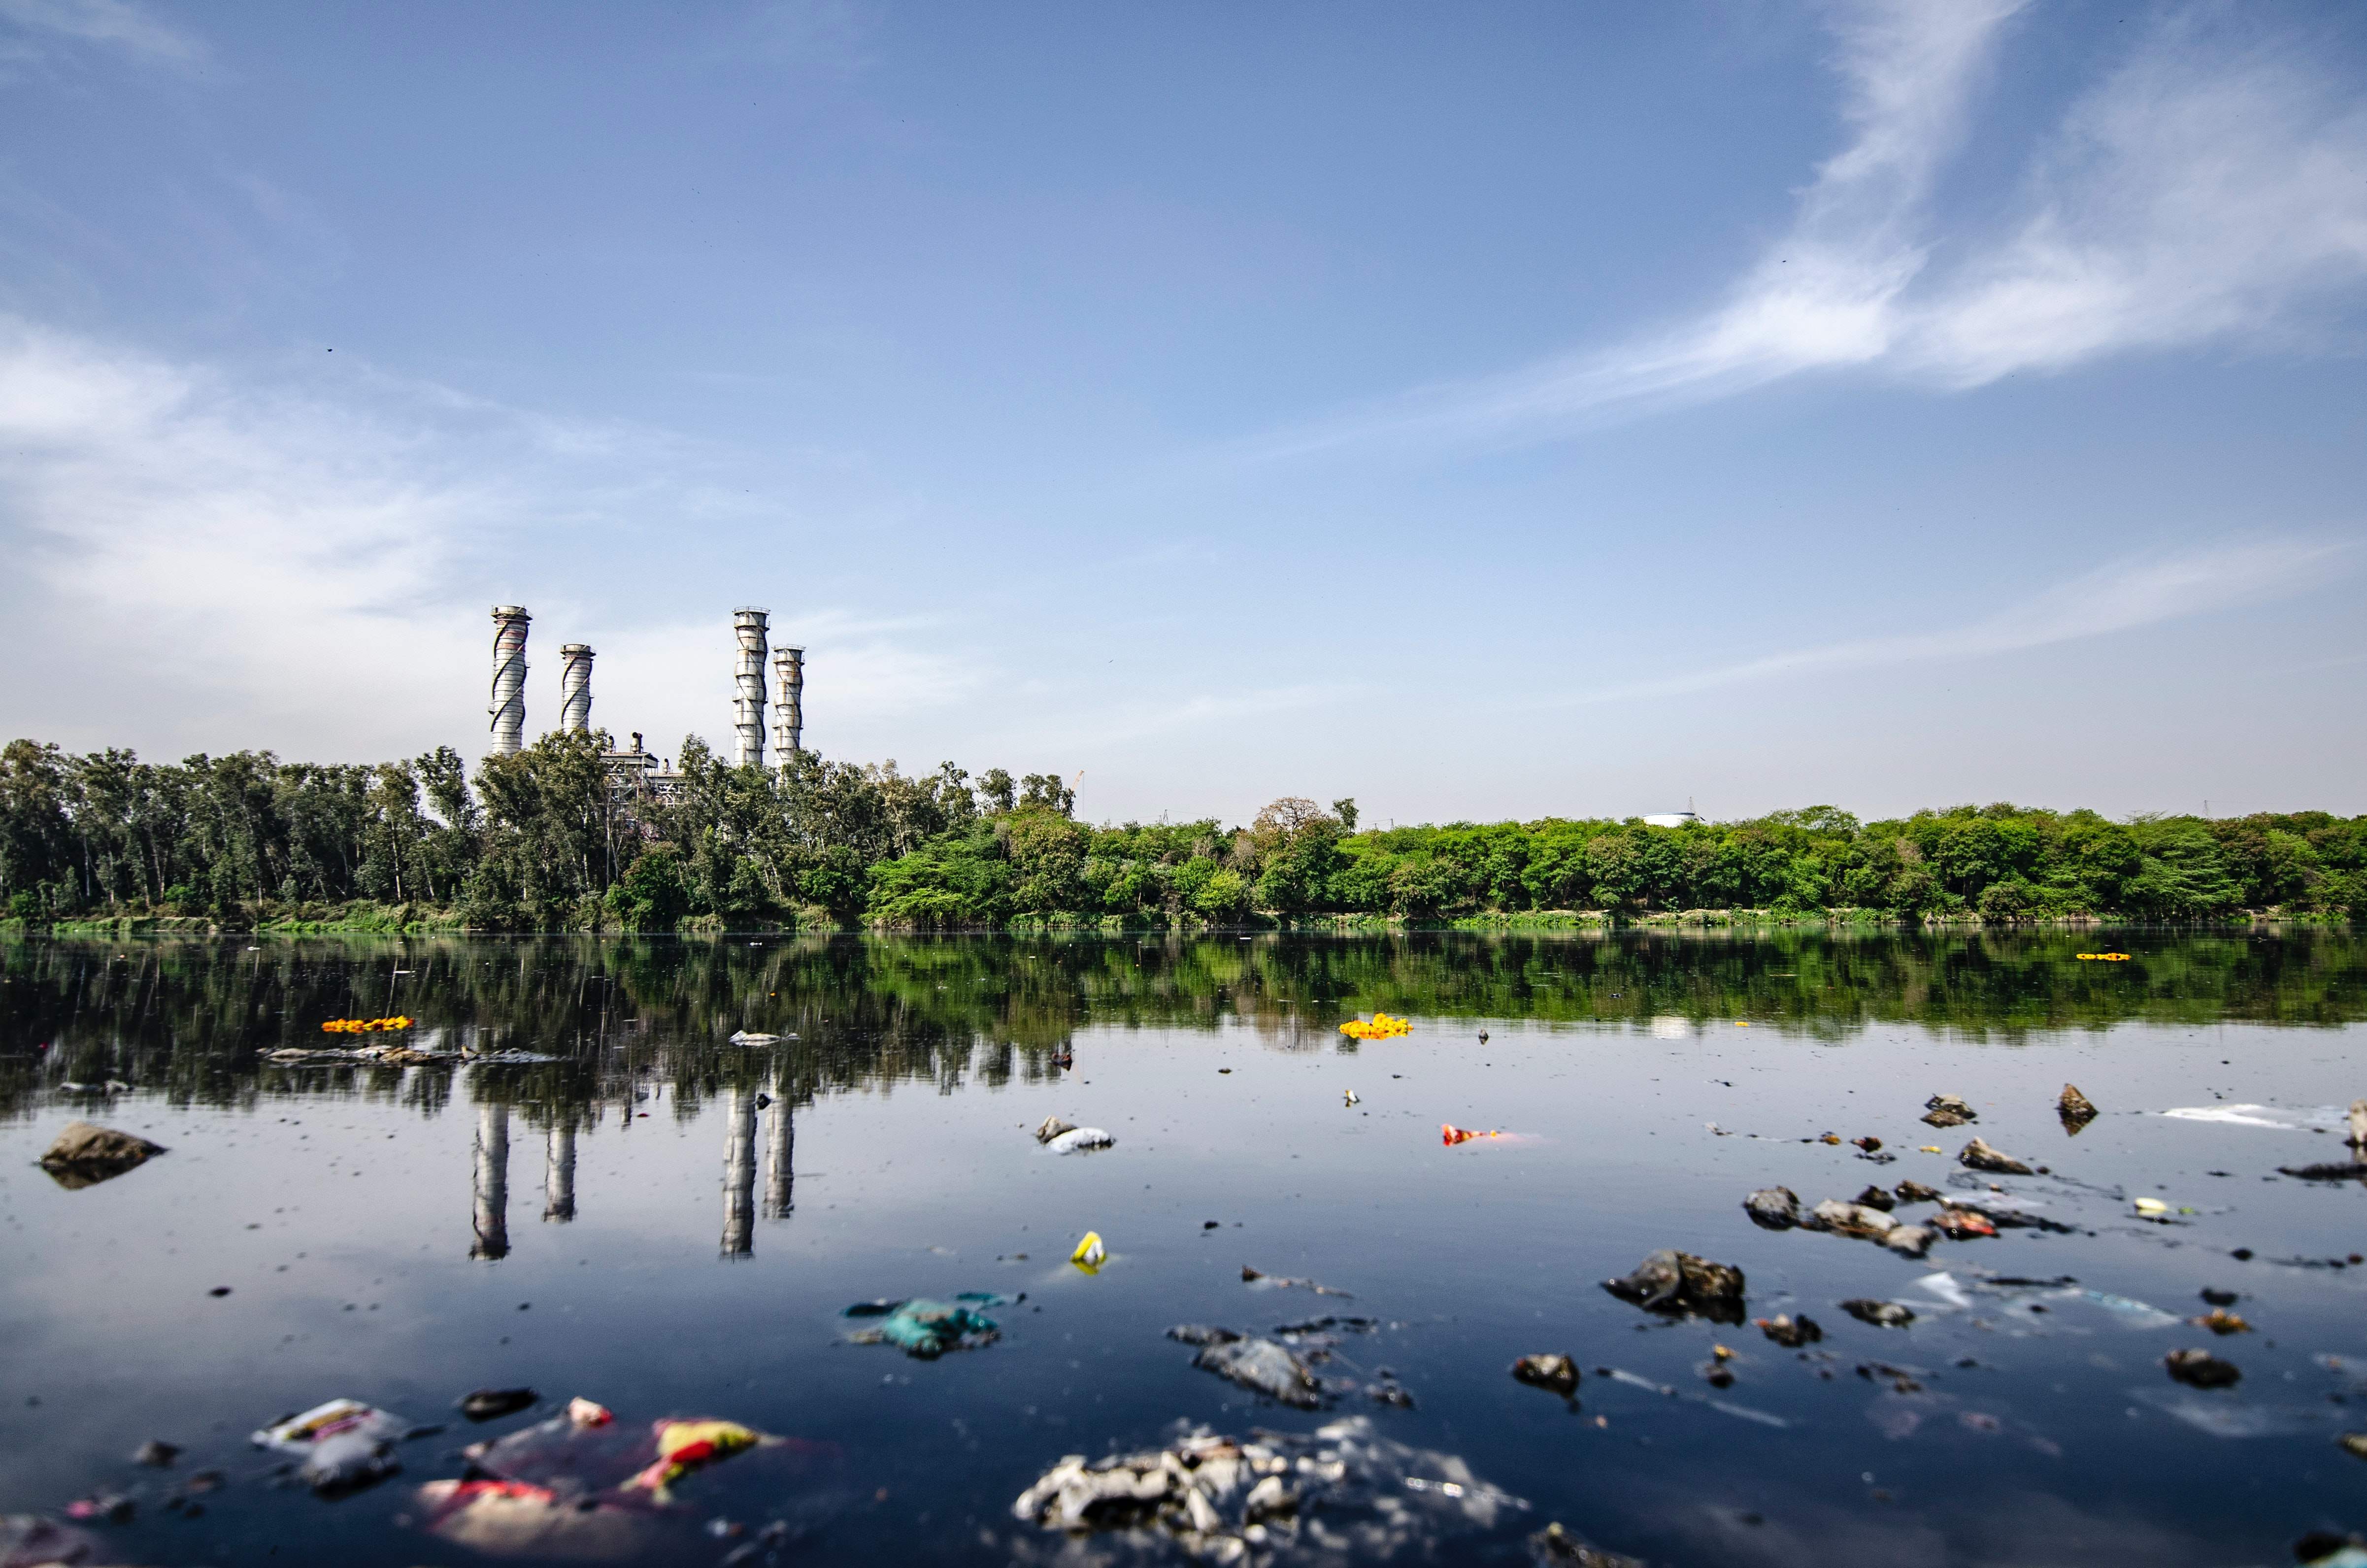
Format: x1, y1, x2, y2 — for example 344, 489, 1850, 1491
1256, 2, 2367, 456
0, 0, 203, 66
1543, 537, 2354, 708
0, 318, 958, 767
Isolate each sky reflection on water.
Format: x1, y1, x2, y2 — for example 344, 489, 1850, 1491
2, 932, 2364, 1567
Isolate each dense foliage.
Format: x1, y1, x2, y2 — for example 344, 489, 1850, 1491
2, 734, 2360, 930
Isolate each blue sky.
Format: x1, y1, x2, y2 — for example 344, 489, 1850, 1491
1, 0, 2362, 825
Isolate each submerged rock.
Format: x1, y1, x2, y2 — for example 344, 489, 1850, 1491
1742, 1187, 1800, 1230
1530, 1521, 1645, 1566
1510, 1354, 1580, 1397
1852, 1184, 1897, 1213
1959, 1137, 2034, 1176
1192, 1337, 1324, 1408
2165, 1348, 2241, 1389
37, 1121, 165, 1189
1841, 1299, 1915, 1329
1756, 1313, 1823, 1348
1922, 1094, 1977, 1129
1601, 1250, 1746, 1324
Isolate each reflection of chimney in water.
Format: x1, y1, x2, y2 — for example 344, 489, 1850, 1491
763, 1084, 793, 1220
471, 1104, 511, 1260
721, 1086, 756, 1259
543, 1119, 576, 1223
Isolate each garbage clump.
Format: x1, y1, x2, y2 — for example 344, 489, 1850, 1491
1602, 1250, 1746, 1324
1742, 1187, 1800, 1230
37, 1121, 166, 1190
319, 1015, 414, 1034
1441, 1124, 1503, 1146
252, 1398, 423, 1494
1007, 1417, 1523, 1562
1511, 1354, 1580, 1397
2340, 1433, 2367, 1463
415, 1397, 801, 1558
1891, 1180, 1943, 1204
726, 1030, 787, 1045
1922, 1095, 1977, 1129
1797, 1199, 1934, 1258
0, 1514, 111, 1568
1929, 1207, 2000, 1240
1072, 1232, 1107, 1274
1191, 1336, 1325, 1409
1840, 1300, 1915, 1329
1530, 1520, 1646, 1566
133, 1439, 181, 1467
2058, 1084, 2099, 1134
1852, 1184, 1896, 1212
1043, 1127, 1114, 1155
1241, 1266, 1352, 1298
460, 1389, 539, 1423
2191, 1309, 2252, 1336
1338, 1013, 1412, 1040
1756, 1314, 1823, 1348
844, 1294, 1011, 1358
1168, 1325, 1241, 1347
1959, 1137, 2034, 1176
2164, 1348, 2241, 1389
1034, 1116, 1076, 1144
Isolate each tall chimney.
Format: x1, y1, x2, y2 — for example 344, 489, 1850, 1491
771, 644, 805, 761
489, 605, 531, 756
732, 608, 769, 769
558, 643, 594, 735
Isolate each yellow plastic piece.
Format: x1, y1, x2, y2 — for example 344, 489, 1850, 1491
1070, 1230, 1106, 1274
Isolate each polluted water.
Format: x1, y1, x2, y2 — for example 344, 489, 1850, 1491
2, 929, 2367, 1565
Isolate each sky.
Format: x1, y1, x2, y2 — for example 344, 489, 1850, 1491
0, 0, 2362, 828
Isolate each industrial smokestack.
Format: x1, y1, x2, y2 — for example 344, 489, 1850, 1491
733, 608, 769, 769
771, 645, 804, 761
489, 605, 531, 756
558, 643, 594, 735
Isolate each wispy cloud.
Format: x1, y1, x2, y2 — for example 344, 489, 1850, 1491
1255, 1, 2367, 458
0, 319, 939, 765
1542, 537, 2354, 709
0, 0, 204, 67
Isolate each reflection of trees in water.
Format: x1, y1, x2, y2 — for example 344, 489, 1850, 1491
4, 932, 2364, 1130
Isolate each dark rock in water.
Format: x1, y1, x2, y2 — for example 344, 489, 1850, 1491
1841, 1299, 1915, 1329
2296, 1531, 2367, 1567
1742, 1187, 1800, 1230
1802, 1200, 1896, 1240
2164, 1348, 2241, 1389
1757, 1313, 1822, 1348
38, 1121, 166, 1189
2278, 1161, 2367, 1183
1853, 1184, 1896, 1212
1192, 1337, 1323, 1408
2058, 1083, 2099, 1134
1510, 1354, 1580, 1396
1922, 1094, 1976, 1129
1530, 1521, 1645, 1565
1893, 1180, 1944, 1204
1959, 1137, 2033, 1176
1602, 1250, 1745, 1324
459, 1388, 538, 1423
1166, 1325, 1241, 1347
2200, 1288, 2240, 1307
133, 1439, 181, 1467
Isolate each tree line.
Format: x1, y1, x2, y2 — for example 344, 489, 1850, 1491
1, 733, 2360, 931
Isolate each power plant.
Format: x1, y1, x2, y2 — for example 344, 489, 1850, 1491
485, 603, 812, 783
488, 605, 531, 756
732, 607, 769, 769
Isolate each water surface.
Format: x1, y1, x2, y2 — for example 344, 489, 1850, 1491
3, 931, 2364, 1565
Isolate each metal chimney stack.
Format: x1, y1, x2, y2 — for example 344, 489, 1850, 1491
489, 605, 531, 756
771, 644, 804, 761
558, 643, 594, 735
732, 608, 769, 769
